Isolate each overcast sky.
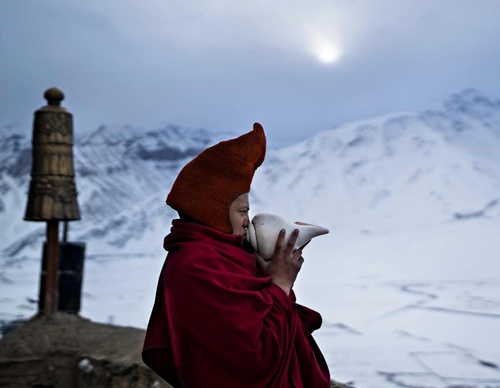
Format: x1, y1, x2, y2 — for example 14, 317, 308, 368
1, 0, 500, 146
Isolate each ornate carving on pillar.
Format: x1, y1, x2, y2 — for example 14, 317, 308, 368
24, 87, 81, 221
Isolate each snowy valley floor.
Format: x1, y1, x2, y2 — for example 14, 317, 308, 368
1, 218, 500, 387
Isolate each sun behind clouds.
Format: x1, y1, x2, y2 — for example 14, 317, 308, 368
315, 43, 342, 64
309, 31, 343, 64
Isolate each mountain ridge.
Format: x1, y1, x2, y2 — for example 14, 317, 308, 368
1, 89, 499, 258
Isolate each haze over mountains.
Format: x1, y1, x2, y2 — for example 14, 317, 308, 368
1, 88, 499, 258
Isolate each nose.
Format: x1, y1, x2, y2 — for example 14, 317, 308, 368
243, 218, 249, 228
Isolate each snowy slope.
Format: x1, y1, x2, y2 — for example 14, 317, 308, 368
252, 88, 500, 231
2, 89, 499, 257
0, 123, 233, 257
1, 89, 500, 387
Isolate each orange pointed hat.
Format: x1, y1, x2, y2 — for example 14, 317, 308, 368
166, 122, 266, 233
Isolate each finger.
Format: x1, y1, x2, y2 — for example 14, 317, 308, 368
292, 249, 303, 261
295, 252, 305, 268
286, 229, 300, 252
273, 229, 286, 256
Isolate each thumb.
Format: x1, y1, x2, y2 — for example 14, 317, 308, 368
255, 252, 270, 270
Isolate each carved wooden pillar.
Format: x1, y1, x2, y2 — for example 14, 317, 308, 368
24, 87, 81, 317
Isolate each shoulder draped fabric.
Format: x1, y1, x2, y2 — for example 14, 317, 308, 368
143, 220, 330, 388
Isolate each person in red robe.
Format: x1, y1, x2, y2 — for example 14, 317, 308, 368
143, 123, 331, 387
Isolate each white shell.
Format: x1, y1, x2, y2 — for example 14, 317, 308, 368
246, 213, 329, 260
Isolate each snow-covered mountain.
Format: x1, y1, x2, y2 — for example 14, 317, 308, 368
1, 89, 499, 259
0, 122, 233, 257
255, 88, 500, 231
2, 89, 500, 387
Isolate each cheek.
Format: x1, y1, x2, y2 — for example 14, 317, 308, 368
229, 212, 242, 228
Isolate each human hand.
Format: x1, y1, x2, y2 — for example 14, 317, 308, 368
255, 229, 304, 295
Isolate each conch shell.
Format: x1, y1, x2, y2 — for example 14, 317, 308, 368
246, 213, 329, 260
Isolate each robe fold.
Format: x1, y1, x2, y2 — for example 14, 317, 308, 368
143, 220, 330, 387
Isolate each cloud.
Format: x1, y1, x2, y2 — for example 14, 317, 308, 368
1, 0, 500, 145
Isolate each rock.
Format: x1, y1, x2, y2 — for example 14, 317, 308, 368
0, 313, 171, 388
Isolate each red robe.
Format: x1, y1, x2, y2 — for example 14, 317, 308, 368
143, 220, 330, 387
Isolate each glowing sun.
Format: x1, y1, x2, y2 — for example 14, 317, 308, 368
315, 43, 342, 64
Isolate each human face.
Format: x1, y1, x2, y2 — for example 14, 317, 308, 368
229, 193, 250, 236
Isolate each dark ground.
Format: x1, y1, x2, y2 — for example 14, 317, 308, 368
0, 313, 171, 387
0, 313, 349, 387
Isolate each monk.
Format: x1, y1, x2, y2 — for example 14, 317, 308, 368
143, 123, 330, 387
